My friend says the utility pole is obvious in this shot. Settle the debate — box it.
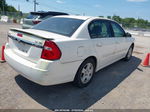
[18,4,20,12]
[33,0,39,12]
[26,0,39,12]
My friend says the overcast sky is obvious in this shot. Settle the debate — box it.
[6,0,150,20]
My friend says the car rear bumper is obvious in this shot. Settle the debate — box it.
[4,43,82,86]
[5,46,50,85]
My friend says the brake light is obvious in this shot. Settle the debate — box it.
[32,20,41,24]
[17,33,23,37]
[41,40,61,60]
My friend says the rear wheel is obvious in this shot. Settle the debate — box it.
[124,45,133,61]
[73,58,96,88]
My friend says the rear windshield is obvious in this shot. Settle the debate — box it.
[26,14,46,19]
[32,17,85,37]
[26,14,39,19]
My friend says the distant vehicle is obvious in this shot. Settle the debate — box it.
[22,11,69,29]
[5,15,134,88]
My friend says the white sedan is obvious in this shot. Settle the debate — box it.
[4,15,135,88]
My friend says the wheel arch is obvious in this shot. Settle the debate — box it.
[74,56,97,80]
[73,56,98,87]
[85,56,97,69]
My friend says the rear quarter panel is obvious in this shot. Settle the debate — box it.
[55,18,98,64]
[55,39,96,64]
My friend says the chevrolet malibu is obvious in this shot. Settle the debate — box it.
[5,15,134,88]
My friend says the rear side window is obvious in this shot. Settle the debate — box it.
[88,20,112,38]
[32,17,85,37]
[111,22,125,37]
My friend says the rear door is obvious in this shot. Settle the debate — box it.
[88,20,116,68]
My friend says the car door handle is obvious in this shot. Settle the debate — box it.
[96,43,102,47]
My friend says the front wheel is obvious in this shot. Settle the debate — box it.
[73,58,96,88]
[124,45,134,61]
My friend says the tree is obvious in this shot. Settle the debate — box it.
[137,18,149,28]
[0,0,17,12]
[122,18,136,28]
[111,15,150,29]
[99,16,104,18]
[0,0,6,12]
[112,15,122,23]
[6,5,17,12]
[0,0,6,7]
[107,16,111,19]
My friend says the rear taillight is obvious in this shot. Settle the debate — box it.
[17,33,23,37]
[41,40,61,60]
[32,20,41,24]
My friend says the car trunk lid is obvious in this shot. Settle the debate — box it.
[8,28,67,63]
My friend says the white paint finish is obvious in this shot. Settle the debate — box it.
[10,28,69,40]
[114,37,130,59]
[5,44,82,85]
[77,46,85,57]
[92,38,116,69]
[5,16,134,86]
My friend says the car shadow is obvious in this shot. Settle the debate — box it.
[15,56,141,110]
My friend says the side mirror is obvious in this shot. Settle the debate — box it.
[125,32,132,37]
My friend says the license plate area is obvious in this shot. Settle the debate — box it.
[14,40,30,53]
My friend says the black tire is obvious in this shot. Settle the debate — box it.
[73,58,96,88]
[124,45,134,61]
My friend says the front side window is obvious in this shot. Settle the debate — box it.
[111,22,125,37]
[88,20,112,38]
[32,17,85,37]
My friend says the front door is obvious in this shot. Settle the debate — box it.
[110,22,130,59]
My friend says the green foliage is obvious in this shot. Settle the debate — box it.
[6,6,17,12]
[122,18,136,28]
[112,15,122,23]
[107,16,111,19]
[110,15,150,29]
[99,16,104,18]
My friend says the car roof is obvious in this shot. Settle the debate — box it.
[53,15,113,21]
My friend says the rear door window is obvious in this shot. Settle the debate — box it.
[88,20,112,38]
